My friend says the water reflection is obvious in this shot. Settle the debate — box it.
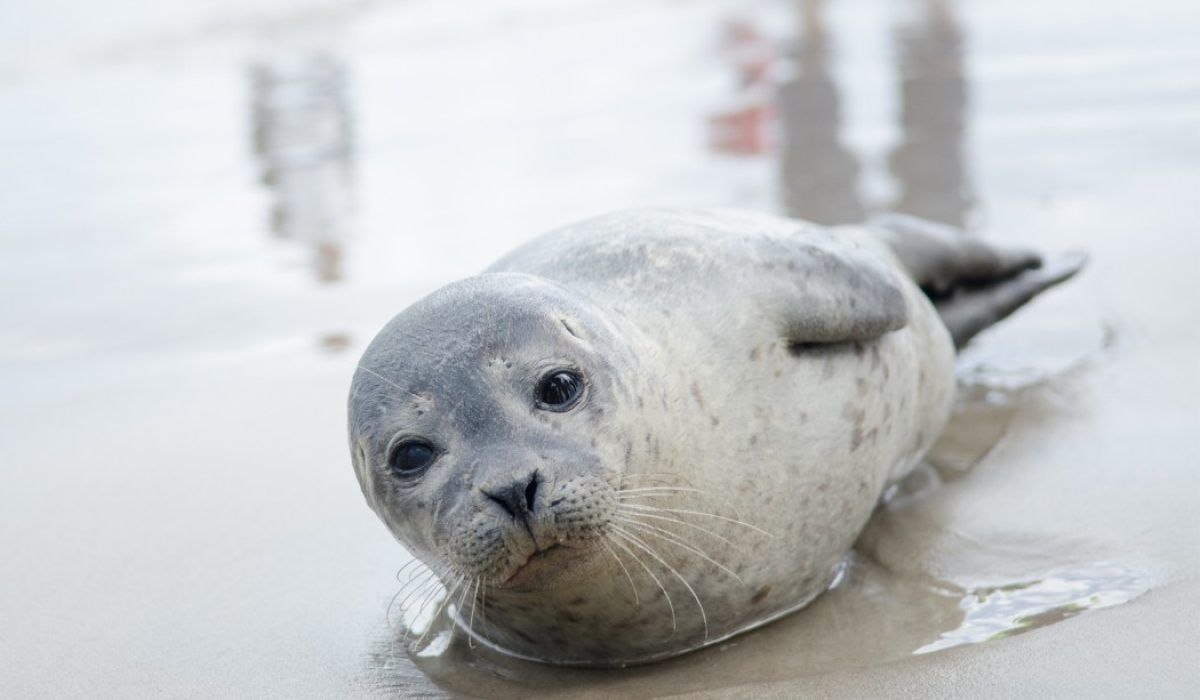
[318,331,353,354]
[778,0,866,224]
[707,19,776,156]
[887,0,974,226]
[710,0,974,228]
[250,51,355,284]
[915,562,1150,654]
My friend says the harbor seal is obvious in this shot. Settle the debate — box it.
[348,209,1083,666]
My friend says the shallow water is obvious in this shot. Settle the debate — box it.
[1,0,1197,698]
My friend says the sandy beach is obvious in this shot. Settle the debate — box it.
[1,0,1197,697]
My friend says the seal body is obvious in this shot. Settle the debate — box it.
[349,210,991,665]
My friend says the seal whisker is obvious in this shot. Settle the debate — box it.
[452,573,474,618]
[616,484,740,511]
[467,578,482,648]
[396,564,448,615]
[387,574,420,626]
[610,526,709,639]
[385,591,404,627]
[403,574,450,640]
[615,509,736,546]
[355,364,422,399]
[600,537,641,606]
[617,486,705,495]
[399,574,443,618]
[615,516,744,583]
[615,475,767,530]
[617,491,716,504]
[388,562,446,626]
[408,570,461,643]
[478,580,490,639]
[620,503,775,538]
[453,576,478,649]
[415,572,465,646]
[616,494,706,504]
[607,532,676,631]
[615,472,701,490]
[398,562,441,596]
[394,558,425,582]
[402,584,444,641]
[617,481,758,521]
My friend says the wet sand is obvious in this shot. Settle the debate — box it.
[1,0,1197,697]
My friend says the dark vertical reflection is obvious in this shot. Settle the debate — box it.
[251,52,355,284]
[888,0,973,226]
[778,0,865,225]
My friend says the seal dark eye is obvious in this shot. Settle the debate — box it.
[536,370,584,410]
[389,440,436,476]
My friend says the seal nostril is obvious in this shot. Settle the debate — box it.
[524,472,539,512]
[483,471,539,519]
[485,490,517,519]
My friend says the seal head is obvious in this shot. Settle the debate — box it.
[349,273,645,592]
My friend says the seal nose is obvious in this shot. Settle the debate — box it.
[483,470,539,519]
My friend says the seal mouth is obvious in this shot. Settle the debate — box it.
[500,544,566,587]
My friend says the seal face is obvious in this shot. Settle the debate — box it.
[348,209,1078,666]
[351,274,641,594]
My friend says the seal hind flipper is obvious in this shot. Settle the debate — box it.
[869,213,1043,295]
[934,251,1088,348]
[868,214,1087,348]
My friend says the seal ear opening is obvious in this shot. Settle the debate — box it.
[559,317,582,340]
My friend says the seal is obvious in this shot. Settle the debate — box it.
[348,209,1083,666]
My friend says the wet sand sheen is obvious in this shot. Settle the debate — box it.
[0,0,1196,697]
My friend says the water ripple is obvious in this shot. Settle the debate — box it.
[915,562,1152,654]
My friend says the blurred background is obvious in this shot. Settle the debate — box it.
[1,0,1197,698]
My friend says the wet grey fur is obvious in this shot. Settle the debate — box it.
[348,209,1084,666]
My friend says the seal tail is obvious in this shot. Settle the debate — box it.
[868,214,1087,349]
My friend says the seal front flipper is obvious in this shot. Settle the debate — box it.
[761,234,911,346]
